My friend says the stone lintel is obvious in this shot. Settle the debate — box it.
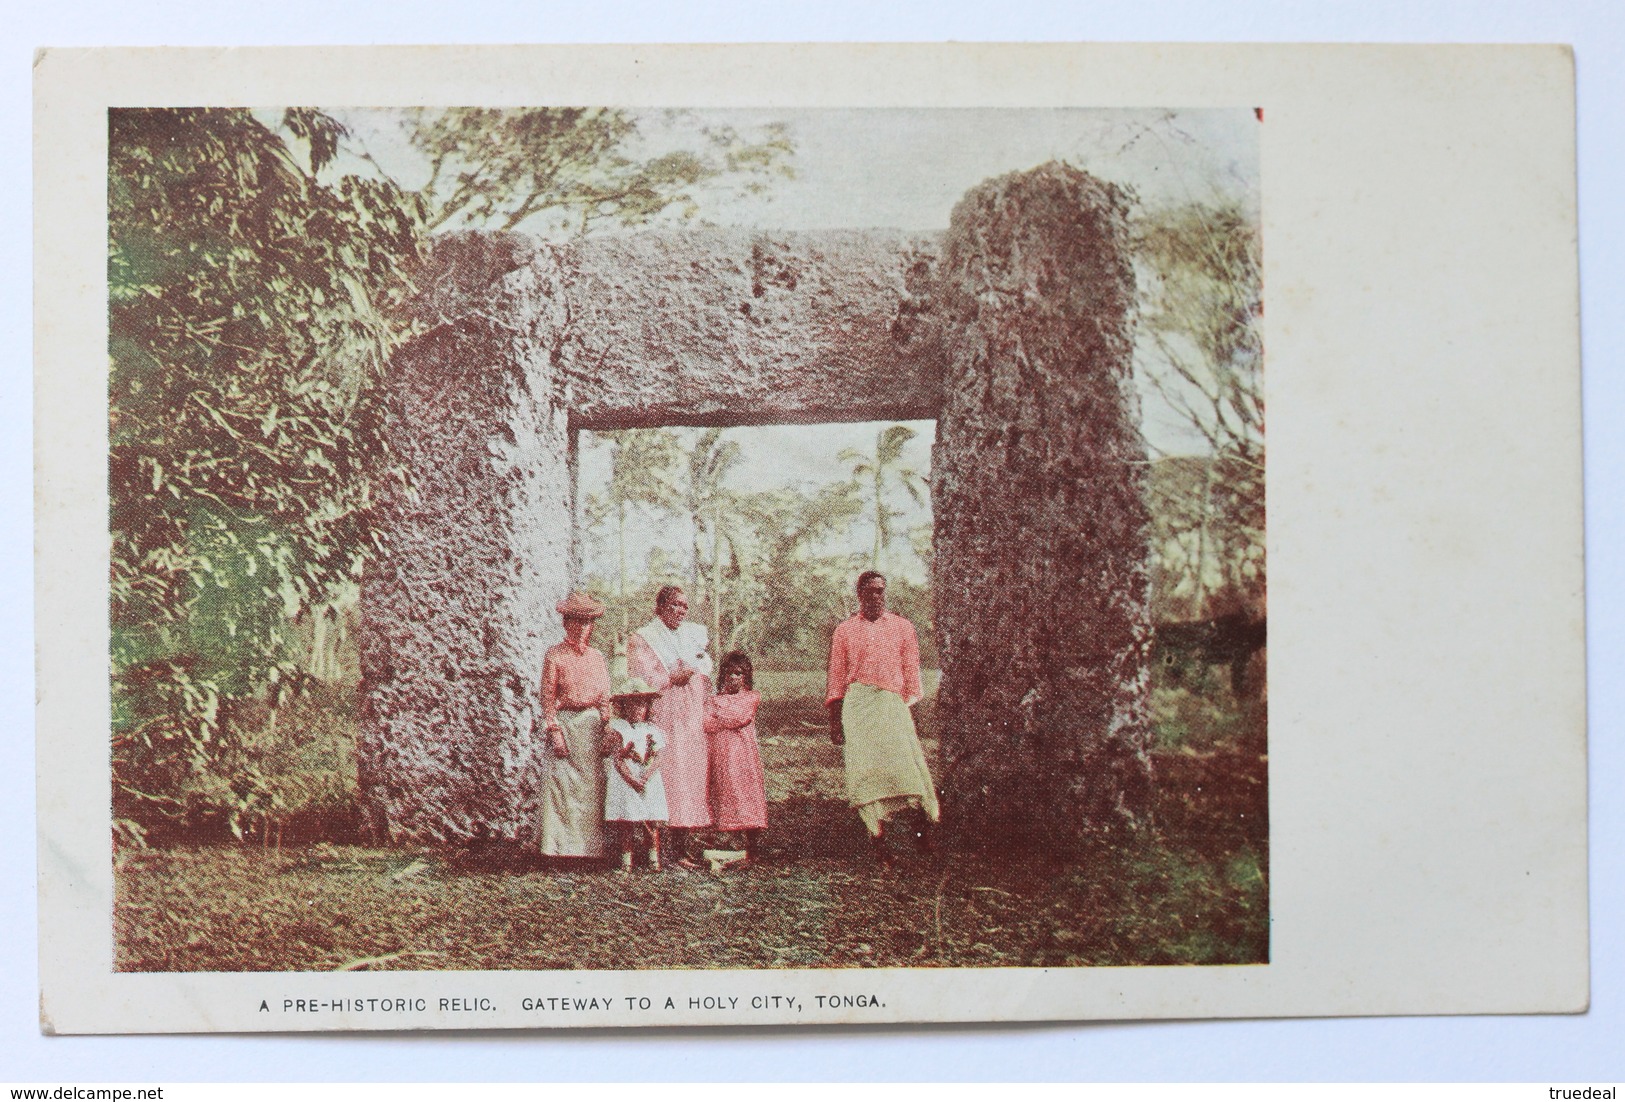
[560,228,946,430]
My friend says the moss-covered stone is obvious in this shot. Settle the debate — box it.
[931,163,1153,845]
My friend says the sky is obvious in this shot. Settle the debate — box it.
[637,107,1259,230]
[332,107,1260,582]
[336,106,1259,232]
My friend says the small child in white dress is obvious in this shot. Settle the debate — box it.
[604,678,668,873]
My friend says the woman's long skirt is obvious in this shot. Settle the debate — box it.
[535,707,607,857]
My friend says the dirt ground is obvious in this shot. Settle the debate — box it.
[114,689,1268,972]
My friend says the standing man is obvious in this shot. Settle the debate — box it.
[628,585,713,868]
[827,570,940,866]
[535,591,613,862]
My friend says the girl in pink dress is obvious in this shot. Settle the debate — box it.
[703,651,768,865]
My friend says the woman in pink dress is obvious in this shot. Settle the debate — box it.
[627,585,712,868]
[703,651,768,865]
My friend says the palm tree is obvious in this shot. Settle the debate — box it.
[706,494,758,648]
[681,428,744,638]
[839,424,929,570]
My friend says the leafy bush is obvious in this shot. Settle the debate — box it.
[108,108,799,843]
[108,108,422,840]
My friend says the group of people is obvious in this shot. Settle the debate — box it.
[533,571,939,872]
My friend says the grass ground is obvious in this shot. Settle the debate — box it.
[113,675,1267,972]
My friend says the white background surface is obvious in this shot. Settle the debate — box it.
[6,0,1622,1083]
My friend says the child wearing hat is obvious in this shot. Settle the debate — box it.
[604,678,669,873]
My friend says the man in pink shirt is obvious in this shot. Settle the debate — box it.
[827,570,940,866]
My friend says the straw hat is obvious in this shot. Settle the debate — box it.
[556,591,606,619]
[610,677,662,702]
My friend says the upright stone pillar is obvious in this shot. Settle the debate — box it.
[357,238,577,842]
[931,163,1153,845]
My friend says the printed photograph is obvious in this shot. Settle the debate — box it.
[108,106,1266,973]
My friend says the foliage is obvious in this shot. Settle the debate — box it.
[109,107,423,837]
[680,428,745,602]
[110,107,797,840]
[1032,842,1268,966]
[577,428,934,668]
[403,108,795,234]
[735,481,866,665]
[1137,200,1265,619]
[1146,454,1265,621]
[1150,681,1259,753]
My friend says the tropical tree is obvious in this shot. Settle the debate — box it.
[742,481,865,666]
[704,500,756,649]
[591,428,683,637]
[108,106,797,840]
[839,424,930,570]
[109,107,423,838]
[400,108,795,235]
[673,428,743,638]
[1136,199,1265,619]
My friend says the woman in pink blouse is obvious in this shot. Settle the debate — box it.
[534,591,613,861]
[703,651,768,865]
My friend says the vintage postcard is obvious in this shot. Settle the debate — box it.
[35,44,1584,1033]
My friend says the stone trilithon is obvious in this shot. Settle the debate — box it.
[357,162,1152,848]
